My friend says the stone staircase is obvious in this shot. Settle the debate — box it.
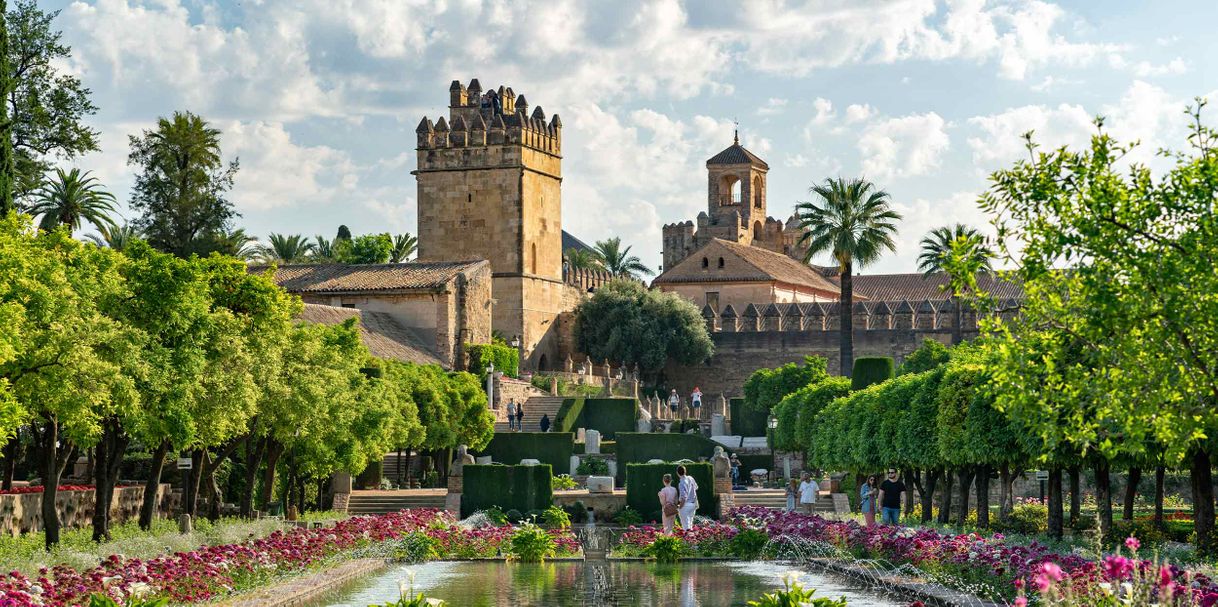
[731,489,836,513]
[493,395,565,434]
[346,490,447,515]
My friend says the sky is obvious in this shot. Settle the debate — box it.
[41,0,1218,274]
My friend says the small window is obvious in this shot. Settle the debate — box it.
[701,257,708,268]
[467,193,472,202]
[717,257,725,268]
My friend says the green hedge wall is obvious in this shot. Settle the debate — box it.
[556,397,637,439]
[461,464,553,517]
[473,432,574,474]
[626,462,717,522]
[467,343,519,380]
[729,397,768,436]
[851,357,894,390]
[615,432,721,483]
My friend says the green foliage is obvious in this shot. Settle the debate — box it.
[508,521,557,562]
[461,464,553,518]
[332,233,393,264]
[390,233,417,263]
[573,279,713,374]
[729,397,767,437]
[592,236,653,278]
[467,342,519,379]
[88,595,168,607]
[28,168,118,232]
[541,505,571,529]
[789,378,852,454]
[644,534,686,563]
[625,462,716,522]
[128,111,239,257]
[615,432,720,481]
[850,357,894,390]
[551,474,578,491]
[556,397,638,438]
[575,458,609,476]
[477,432,573,474]
[728,528,770,559]
[614,506,644,526]
[991,502,1048,536]
[897,339,952,376]
[747,581,847,607]
[391,531,441,563]
[742,356,829,420]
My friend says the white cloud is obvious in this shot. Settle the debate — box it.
[1132,57,1188,77]
[784,153,809,168]
[844,104,876,124]
[966,103,1094,170]
[873,191,995,274]
[222,121,359,212]
[858,112,951,179]
[756,98,788,116]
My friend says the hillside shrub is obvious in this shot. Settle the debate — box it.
[625,462,716,522]
[467,343,519,380]
[851,357,894,390]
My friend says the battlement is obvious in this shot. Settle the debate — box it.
[417,79,562,159]
[562,264,614,293]
[700,298,1022,334]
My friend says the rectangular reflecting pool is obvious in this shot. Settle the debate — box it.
[306,560,908,606]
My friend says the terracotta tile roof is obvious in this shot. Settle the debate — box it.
[653,238,840,294]
[298,304,445,367]
[847,272,1025,302]
[249,261,488,294]
[706,143,769,169]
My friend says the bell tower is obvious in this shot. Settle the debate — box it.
[704,131,770,246]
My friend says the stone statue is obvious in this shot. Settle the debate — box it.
[451,444,475,477]
[712,445,731,479]
[565,354,574,373]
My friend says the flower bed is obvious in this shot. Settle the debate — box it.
[612,506,1218,605]
[0,485,95,495]
[0,509,580,607]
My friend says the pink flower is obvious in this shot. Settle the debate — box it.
[1101,555,1133,581]
[1125,536,1141,552]
[1032,562,1064,592]
[1014,597,1028,607]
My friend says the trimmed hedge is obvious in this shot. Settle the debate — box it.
[461,464,553,517]
[626,462,717,522]
[851,356,894,390]
[467,343,519,380]
[729,397,768,436]
[615,432,721,482]
[474,432,574,474]
[556,397,637,439]
[790,377,853,452]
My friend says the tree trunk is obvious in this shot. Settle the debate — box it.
[260,439,284,510]
[903,468,916,517]
[1094,460,1114,541]
[184,449,204,517]
[240,435,267,518]
[1,430,18,490]
[1153,466,1166,530]
[956,468,975,527]
[1047,467,1064,540]
[205,453,223,521]
[951,296,963,345]
[975,465,990,529]
[1122,466,1141,522]
[36,420,75,550]
[92,418,129,542]
[139,440,169,530]
[998,465,1016,521]
[316,477,327,511]
[920,469,940,523]
[1068,465,1081,528]
[937,470,954,524]
[839,261,854,377]
[1191,447,1216,555]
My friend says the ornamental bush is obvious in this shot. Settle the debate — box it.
[850,356,894,390]
[467,342,519,379]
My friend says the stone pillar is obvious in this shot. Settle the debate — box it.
[711,413,726,436]
[586,430,601,454]
[550,376,559,395]
[721,395,729,419]
[330,472,352,514]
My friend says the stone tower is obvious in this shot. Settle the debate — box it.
[414,78,565,370]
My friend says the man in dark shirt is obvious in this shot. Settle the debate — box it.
[539,414,551,433]
[877,469,905,526]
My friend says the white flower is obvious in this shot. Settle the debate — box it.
[779,570,802,587]
[1099,582,1113,594]
[425,599,445,606]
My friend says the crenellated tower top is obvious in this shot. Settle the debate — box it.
[417,79,562,157]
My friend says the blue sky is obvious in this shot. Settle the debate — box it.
[43,0,1218,273]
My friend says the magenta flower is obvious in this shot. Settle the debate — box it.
[1032,562,1064,592]
[1125,536,1141,552]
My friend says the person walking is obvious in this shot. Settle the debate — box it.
[860,475,879,527]
[877,469,906,526]
[798,472,820,515]
[676,465,699,530]
[785,477,799,512]
[539,413,551,433]
[690,386,702,419]
[658,474,679,533]
[729,453,741,487]
[514,401,525,433]
[668,389,680,417]
[506,398,517,430]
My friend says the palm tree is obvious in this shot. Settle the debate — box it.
[211,228,260,261]
[27,168,119,232]
[564,247,604,271]
[257,233,315,263]
[592,237,653,279]
[86,223,142,252]
[390,233,417,263]
[313,235,335,261]
[796,177,902,377]
[917,223,994,344]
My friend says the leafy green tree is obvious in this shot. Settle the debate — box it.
[85,223,141,252]
[336,233,393,264]
[335,224,351,242]
[565,247,603,271]
[981,106,1218,550]
[743,356,828,429]
[897,339,951,376]
[258,233,315,263]
[26,167,117,232]
[128,111,239,257]
[773,375,850,452]
[917,224,994,344]
[573,279,713,376]
[796,178,901,376]
[390,233,417,263]
[7,1,99,200]
[592,237,653,278]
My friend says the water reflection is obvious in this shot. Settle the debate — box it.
[309,561,906,607]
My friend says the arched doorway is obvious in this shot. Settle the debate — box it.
[537,354,548,372]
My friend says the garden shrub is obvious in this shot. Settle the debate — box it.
[729,528,770,559]
[897,339,952,375]
[615,506,644,526]
[851,357,894,390]
[625,462,717,522]
[551,474,578,491]
[742,357,829,422]
[467,343,519,380]
[542,505,571,528]
[392,531,441,563]
[564,500,588,524]
[615,432,721,482]
[991,502,1048,535]
[644,534,686,563]
[729,397,768,436]
[508,522,557,562]
[790,378,852,453]
[556,397,637,438]
[575,458,610,476]
[474,432,574,474]
[461,464,553,518]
